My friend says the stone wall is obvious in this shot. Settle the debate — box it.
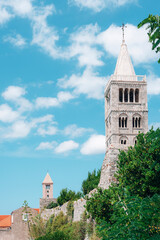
[41,198,86,222]
[40,198,57,209]
[99,147,119,189]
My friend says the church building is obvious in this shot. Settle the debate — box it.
[99,36,148,189]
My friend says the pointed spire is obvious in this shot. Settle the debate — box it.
[114,41,135,76]
[42,173,53,184]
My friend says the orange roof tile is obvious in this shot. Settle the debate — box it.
[0,215,11,228]
[34,208,39,214]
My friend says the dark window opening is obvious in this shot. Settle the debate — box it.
[119,117,121,127]
[124,140,126,145]
[125,118,127,128]
[138,117,141,128]
[119,88,123,102]
[130,89,134,102]
[135,89,139,102]
[124,89,128,102]
[121,140,123,144]
[133,117,134,128]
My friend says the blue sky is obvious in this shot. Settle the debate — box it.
[0,0,160,214]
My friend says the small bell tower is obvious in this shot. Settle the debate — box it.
[42,173,53,199]
[40,173,57,210]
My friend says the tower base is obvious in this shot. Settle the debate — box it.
[99,147,119,189]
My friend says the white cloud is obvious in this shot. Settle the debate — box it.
[0,104,19,123]
[55,140,79,153]
[2,86,33,112]
[81,134,106,155]
[4,34,26,48]
[64,124,93,138]
[1,0,33,16]
[36,141,56,150]
[0,7,12,24]
[2,86,26,100]
[147,73,160,95]
[35,97,59,108]
[69,24,103,67]
[58,67,107,100]
[31,5,60,59]
[31,115,55,126]
[57,91,75,103]
[148,122,160,130]
[37,125,57,136]
[97,24,158,64]
[4,120,31,139]
[35,91,74,109]
[69,0,137,12]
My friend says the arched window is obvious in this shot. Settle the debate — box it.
[119,88,123,102]
[133,137,137,145]
[119,115,128,128]
[130,89,134,102]
[135,89,139,102]
[133,115,141,128]
[124,88,128,102]
[120,136,128,145]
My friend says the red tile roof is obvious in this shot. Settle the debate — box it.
[34,208,39,214]
[0,215,11,228]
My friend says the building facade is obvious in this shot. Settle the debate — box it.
[99,39,148,189]
[0,207,39,240]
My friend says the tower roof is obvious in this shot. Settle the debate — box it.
[114,41,135,76]
[42,173,53,184]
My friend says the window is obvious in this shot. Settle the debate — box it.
[119,117,121,128]
[120,137,127,145]
[46,185,50,189]
[22,213,28,222]
[130,89,134,102]
[47,195,49,198]
[133,116,141,128]
[135,89,139,102]
[119,88,123,102]
[119,116,127,128]
[124,88,128,102]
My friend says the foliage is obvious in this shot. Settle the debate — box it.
[46,202,58,209]
[86,129,160,239]
[82,169,101,195]
[35,231,70,240]
[138,14,160,63]
[97,194,160,240]
[57,188,82,206]
[29,215,47,239]
[86,187,119,222]
[66,201,74,221]
[116,128,160,198]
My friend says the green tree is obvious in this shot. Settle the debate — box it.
[46,202,58,209]
[57,188,82,206]
[35,231,70,240]
[82,169,101,195]
[98,194,160,240]
[138,14,160,63]
[116,128,160,198]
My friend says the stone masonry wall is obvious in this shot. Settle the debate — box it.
[41,198,86,222]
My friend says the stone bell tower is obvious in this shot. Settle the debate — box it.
[40,173,57,209]
[99,37,148,189]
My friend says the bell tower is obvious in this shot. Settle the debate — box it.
[99,37,148,189]
[40,173,57,210]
